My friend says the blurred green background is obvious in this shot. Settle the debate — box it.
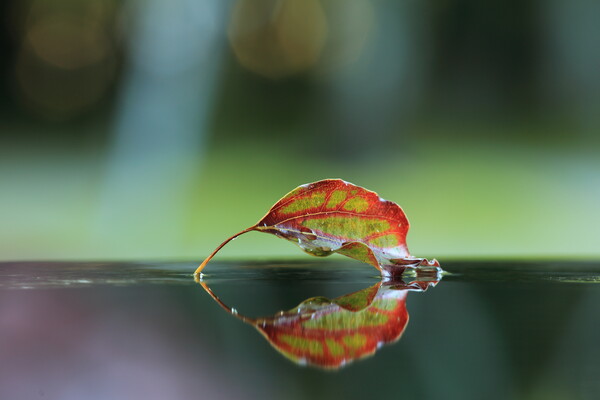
[1,0,599,261]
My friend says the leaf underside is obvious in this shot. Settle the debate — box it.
[195,179,439,276]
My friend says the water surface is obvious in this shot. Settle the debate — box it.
[1,260,599,400]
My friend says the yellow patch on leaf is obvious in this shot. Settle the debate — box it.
[326,190,347,209]
[280,192,326,215]
[343,196,369,212]
[369,234,399,248]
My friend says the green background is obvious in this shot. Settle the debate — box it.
[1,0,598,261]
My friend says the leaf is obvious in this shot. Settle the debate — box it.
[195,179,439,277]
[256,283,409,369]
[198,277,439,369]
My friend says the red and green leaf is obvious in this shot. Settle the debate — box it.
[255,283,409,369]
[198,278,439,369]
[195,179,439,277]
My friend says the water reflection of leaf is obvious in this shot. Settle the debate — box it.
[198,275,440,369]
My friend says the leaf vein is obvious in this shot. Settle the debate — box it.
[268,210,405,228]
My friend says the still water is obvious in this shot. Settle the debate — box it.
[1,260,599,400]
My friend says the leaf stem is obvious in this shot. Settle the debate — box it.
[193,226,256,276]
[196,280,255,324]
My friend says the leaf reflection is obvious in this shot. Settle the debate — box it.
[197,274,440,369]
